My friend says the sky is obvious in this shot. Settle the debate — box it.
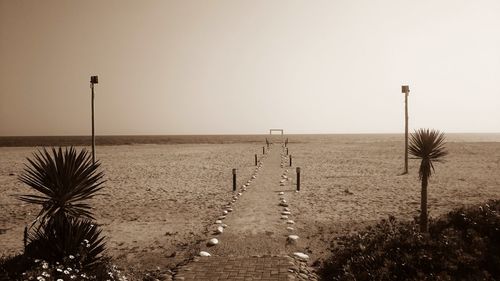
[1,0,499,136]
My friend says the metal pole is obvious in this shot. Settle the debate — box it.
[289,155,292,167]
[91,83,95,163]
[404,92,408,174]
[255,154,258,166]
[263,146,265,155]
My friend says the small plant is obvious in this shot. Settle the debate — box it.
[2,147,114,279]
[26,218,106,269]
[408,129,448,232]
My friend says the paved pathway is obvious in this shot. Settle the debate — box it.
[172,144,319,280]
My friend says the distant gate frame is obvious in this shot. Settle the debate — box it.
[269,129,284,135]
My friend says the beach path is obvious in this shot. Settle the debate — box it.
[173,144,316,280]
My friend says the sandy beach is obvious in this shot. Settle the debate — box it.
[1,134,499,277]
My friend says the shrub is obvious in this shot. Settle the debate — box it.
[320,200,500,280]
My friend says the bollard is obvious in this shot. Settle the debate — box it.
[255,154,258,166]
[289,155,292,166]
[263,146,265,155]
[296,167,301,191]
[232,169,237,192]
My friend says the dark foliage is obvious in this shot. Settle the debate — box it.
[18,147,105,224]
[0,254,34,280]
[320,200,500,281]
[26,218,106,269]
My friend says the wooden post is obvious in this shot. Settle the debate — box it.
[262,146,265,155]
[402,85,410,174]
[254,154,258,166]
[286,148,288,155]
[289,155,292,166]
[232,169,237,192]
[296,167,301,191]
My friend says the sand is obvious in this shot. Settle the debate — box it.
[1,134,499,277]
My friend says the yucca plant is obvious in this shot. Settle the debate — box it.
[408,129,448,232]
[18,147,108,269]
[19,147,105,225]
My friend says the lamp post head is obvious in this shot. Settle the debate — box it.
[90,75,99,84]
[402,85,410,94]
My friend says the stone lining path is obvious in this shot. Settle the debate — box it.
[173,144,319,280]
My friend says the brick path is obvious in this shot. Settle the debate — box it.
[174,256,294,281]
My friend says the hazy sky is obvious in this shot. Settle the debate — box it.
[1,0,499,136]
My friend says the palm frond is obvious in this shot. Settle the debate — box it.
[408,128,448,179]
[18,147,106,224]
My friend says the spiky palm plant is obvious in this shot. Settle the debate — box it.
[19,147,105,225]
[18,147,108,269]
[408,129,448,232]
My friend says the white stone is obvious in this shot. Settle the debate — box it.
[288,235,299,241]
[284,207,290,211]
[286,220,295,224]
[226,208,233,212]
[238,192,242,196]
[293,252,309,260]
[199,251,211,257]
[286,227,294,231]
[280,183,285,186]
[281,215,289,219]
[215,220,222,224]
[280,179,286,183]
[279,202,289,207]
[207,238,219,246]
[215,226,224,234]
[281,199,287,204]
[221,223,228,228]
[282,211,291,215]
[223,210,228,215]
[278,192,284,195]
[251,175,256,179]
[218,216,226,220]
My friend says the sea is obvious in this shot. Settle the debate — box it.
[1,133,499,147]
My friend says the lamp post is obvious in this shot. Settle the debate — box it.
[90,75,98,163]
[402,85,410,174]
